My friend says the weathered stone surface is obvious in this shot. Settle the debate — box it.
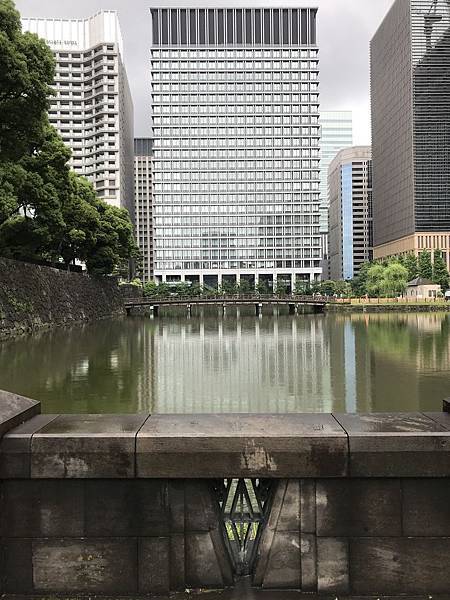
[32,539,138,593]
[317,538,349,594]
[185,480,219,531]
[0,390,40,439]
[402,479,450,536]
[185,532,234,588]
[425,411,450,430]
[334,413,450,476]
[31,414,149,478]
[254,480,302,589]
[84,479,169,536]
[300,533,317,592]
[2,539,33,593]
[0,480,84,538]
[300,480,316,534]
[316,480,402,537]
[350,538,450,595]
[0,414,58,478]
[0,257,124,340]
[137,414,348,478]
[138,537,170,593]
[169,533,186,591]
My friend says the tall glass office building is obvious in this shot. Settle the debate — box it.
[371,0,450,269]
[150,7,321,290]
[318,111,353,265]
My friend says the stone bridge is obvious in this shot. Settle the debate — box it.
[0,390,449,598]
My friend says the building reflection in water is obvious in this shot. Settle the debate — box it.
[0,309,447,414]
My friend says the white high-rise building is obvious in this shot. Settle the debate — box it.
[150,6,321,291]
[22,12,135,221]
[319,111,353,265]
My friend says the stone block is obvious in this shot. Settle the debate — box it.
[276,479,301,531]
[185,480,219,532]
[138,537,170,594]
[32,538,138,594]
[316,479,402,537]
[317,538,349,594]
[0,390,40,438]
[2,539,33,593]
[425,411,450,430]
[84,479,169,536]
[0,480,84,537]
[300,533,317,592]
[0,415,58,478]
[31,414,149,478]
[350,537,450,595]
[300,480,316,534]
[260,531,301,589]
[185,532,233,588]
[334,412,450,476]
[137,414,348,478]
[402,479,450,536]
[169,533,186,590]
[168,480,185,532]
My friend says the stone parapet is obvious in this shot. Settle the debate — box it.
[1,395,450,596]
[1,410,450,479]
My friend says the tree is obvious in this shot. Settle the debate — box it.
[0,0,138,276]
[86,203,139,276]
[0,0,55,161]
[351,261,371,296]
[433,251,449,291]
[366,264,385,297]
[418,250,433,280]
[403,253,419,281]
[382,262,408,297]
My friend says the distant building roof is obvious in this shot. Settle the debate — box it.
[407,278,435,287]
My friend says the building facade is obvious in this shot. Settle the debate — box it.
[318,111,353,266]
[150,7,321,291]
[134,138,154,282]
[328,146,373,281]
[22,12,135,221]
[371,0,450,269]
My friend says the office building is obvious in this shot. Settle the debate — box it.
[134,138,154,282]
[371,0,450,269]
[328,146,373,280]
[150,7,321,291]
[319,111,353,266]
[22,12,135,220]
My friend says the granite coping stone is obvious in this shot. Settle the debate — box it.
[30,414,150,478]
[2,410,450,479]
[0,414,59,478]
[333,413,450,477]
[136,414,349,478]
[0,390,41,438]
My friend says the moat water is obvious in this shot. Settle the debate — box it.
[1,309,449,414]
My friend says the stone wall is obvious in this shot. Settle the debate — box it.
[1,398,450,597]
[0,258,124,339]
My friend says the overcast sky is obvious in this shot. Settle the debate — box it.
[16,0,394,144]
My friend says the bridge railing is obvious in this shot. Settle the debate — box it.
[127,294,350,304]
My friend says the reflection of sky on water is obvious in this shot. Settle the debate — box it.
[0,311,448,414]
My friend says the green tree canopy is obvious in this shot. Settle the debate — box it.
[418,250,433,280]
[0,0,55,161]
[432,251,449,291]
[0,0,139,276]
[382,262,408,296]
[403,253,419,281]
[366,263,385,297]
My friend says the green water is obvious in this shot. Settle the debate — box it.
[0,309,449,414]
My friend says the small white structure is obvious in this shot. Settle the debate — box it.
[406,278,441,299]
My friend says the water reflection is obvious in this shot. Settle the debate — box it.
[0,310,448,414]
